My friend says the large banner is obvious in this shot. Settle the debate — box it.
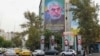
[44,0,65,32]
[63,32,74,46]
[77,35,82,51]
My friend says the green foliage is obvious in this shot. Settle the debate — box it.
[44,29,52,49]
[26,26,40,51]
[71,0,100,47]
[53,32,62,51]
[0,36,4,47]
[2,40,12,48]
[44,29,62,50]
[0,36,13,47]
[21,11,42,51]
[11,36,22,47]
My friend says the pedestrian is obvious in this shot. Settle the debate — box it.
[83,50,85,56]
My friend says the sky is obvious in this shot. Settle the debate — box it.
[0,0,40,32]
[0,0,100,32]
[94,0,100,24]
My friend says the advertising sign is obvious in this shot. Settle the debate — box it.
[77,35,82,51]
[64,39,69,46]
[40,35,45,50]
[44,0,65,32]
[63,32,74,46]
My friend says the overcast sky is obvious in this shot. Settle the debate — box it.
[0,0,40,32]
[0,0,99,32]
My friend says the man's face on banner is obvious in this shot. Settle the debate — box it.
[78,39,82,45]
[48,3,62,20]
[64,39,69,46]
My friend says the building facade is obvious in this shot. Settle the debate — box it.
[0,29,16,40]
[39,0,79,51]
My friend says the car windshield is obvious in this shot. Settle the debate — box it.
[34,50,43,52]
[48,50,58,52]
[66,49,73,52]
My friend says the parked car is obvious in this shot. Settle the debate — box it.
[3,49,17,56]
[60,49,77,56]
[0,50,3,54]
[0,48,5,54]
[32,49,45,56]
[19,49,32,56]
[45,49,59,55]
[14,48,21,55]
[0,48,3,54]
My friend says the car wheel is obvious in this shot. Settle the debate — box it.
[54,53,57,55]
[42,55,45,56]
[62,53,65,56]
[31,54,33,56]
[72,53,75,56]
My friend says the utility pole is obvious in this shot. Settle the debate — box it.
[63,0,71,51]
[66,0,71,31]
[40,0,45,51]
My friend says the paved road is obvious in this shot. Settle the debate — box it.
[88,53,100,56]
[77,53,100,56]
[0,54,3,56]
[0,53,100,56]
[45,53,100,56]
[45,55,59,56]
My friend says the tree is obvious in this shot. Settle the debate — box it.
[2,40,13,48]
[21,11,42,51]
[0,36,13,47]
[53,32,62,51]
[44,29,52,50]
[25,26,40,51]
[0,36,4,47]
[21,11,42,29]
[70,0,100,52]
[12,36,22,47]
[44,29,62,51]
[71,28,80,35]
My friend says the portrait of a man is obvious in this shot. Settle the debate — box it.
[64,39,69,46]
[45,0,64,24]
[44,0,65,32]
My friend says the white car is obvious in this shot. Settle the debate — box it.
[32,49,45,56]
[4,49,17,56]
[60,49,77,56]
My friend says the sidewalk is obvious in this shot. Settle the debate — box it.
[77,53,100,56]
[87,53,100,56]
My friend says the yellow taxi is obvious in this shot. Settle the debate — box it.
[19,49,32,56]
[15,48,21,54]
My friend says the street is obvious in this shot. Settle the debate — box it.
[77,53,100,56]
[88,53,100,56]
[44,53,100,56]
[0,54,3,56]
[0,53,100,56]
[37,53,100,56]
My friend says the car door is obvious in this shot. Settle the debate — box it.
[67,49,73,55]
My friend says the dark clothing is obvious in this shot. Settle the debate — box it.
[45,15,64,24]
[44,12,65,32]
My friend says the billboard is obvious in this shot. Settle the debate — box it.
[44,0,65,32]
[63,32,74,46]
[77,35,82,51]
